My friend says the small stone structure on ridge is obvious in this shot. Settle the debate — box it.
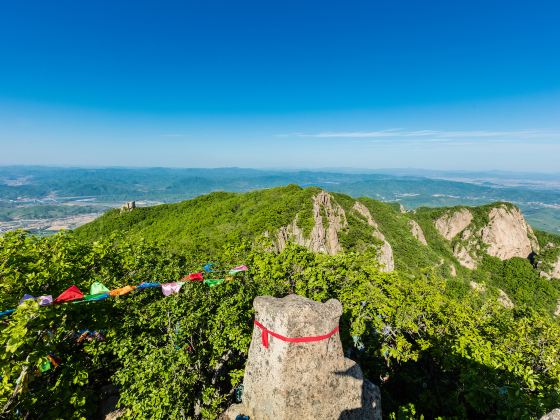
[222,294,381,419]
[120,201,136,212]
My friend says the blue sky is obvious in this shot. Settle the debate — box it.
[1,0,559,171]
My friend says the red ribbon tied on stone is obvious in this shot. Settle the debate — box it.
[253,319,339,349]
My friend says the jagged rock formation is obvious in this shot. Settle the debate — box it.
[498,289,514,309]
[540,408,560,419]
[434,209,473,240]
[408,220,427,245]
[435,205,539,270]
[276,218,306,251]
[481,205,539,260]
[222,295,381,420]
[453,242,478,270]
[276,191,347,255]
[539,245,560,279]
[275,192,394,272]
[352,202,395,272]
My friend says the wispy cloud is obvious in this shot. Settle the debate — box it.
[160,133,188,138]
[284,128,558,140]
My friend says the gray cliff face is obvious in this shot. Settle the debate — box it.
[276,191,346,256]
[222,295,381,420]
[409,219,428,245]
[481,206,539,260]
[434,205,539,269]
[352,202,395,272]
[435,209,473,241]
[275,191,394,272]
[275,192,544,276]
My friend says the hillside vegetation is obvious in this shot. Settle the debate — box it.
[77,185,560,316]
[1,185,560,419]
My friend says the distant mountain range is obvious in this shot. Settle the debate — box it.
[1,166,559,233]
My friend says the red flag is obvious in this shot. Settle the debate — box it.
[53,286,84,304]
[184,272,204,281]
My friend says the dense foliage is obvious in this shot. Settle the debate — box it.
[1,231,559,419]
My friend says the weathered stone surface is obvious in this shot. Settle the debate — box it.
[435,209,473,240]
[309,191,347,255]
[469,281,487,293]
[481,206,539,260]
[223,295,381,420]
[454,243,478,269]
[449,264,457,277]
[550,255,560,279]
[276,217,306,251]
[409,220,428,245]
[352,202,394,272]
[541,408,560,419]
[275,191,347,256]
[498,289,514,309]
[540,254,560,280]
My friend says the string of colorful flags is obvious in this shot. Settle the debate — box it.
[0,264,248,319]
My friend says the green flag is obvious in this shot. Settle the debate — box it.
[203,279,225,287]
[90,282,110,295]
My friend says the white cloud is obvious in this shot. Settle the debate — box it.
[285,128,558,140]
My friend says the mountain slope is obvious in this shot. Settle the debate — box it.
[75,185,558,273]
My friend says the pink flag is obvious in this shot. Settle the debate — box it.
[161,282,183,296]
[232,265,248,271]
[38,295,53,306]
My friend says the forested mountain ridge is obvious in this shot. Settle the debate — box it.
[77,185,560,316]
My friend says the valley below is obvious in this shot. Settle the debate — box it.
[2,166,560,235]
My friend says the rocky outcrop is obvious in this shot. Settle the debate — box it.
[540,408,560,419]
[481,205,539,260]
[309,191,348,255]
[276,218,306,251]
[352,202,395,272]
[449,264,457,277]
[453,242,478,269]
[539,245,560,279]
[275,194,395,272]
[541,256,560,279]
[223,295,381,420]
[436,205,539,270]
[408,220,427,245]
[435,209,473,240]
[498,289,514,309]
[470,282,514,309]
[276,191,347,256]
[469,281,486,293]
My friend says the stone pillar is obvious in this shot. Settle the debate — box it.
[223,294,381,420]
